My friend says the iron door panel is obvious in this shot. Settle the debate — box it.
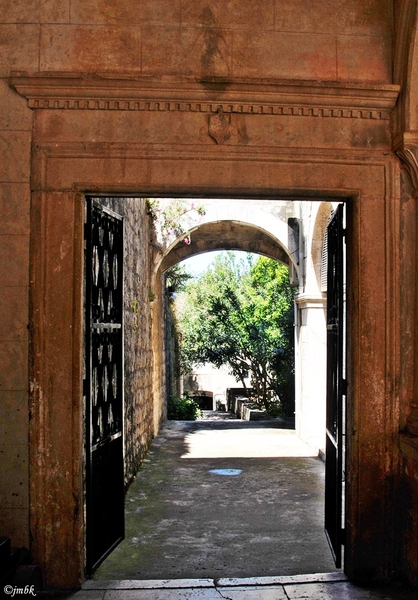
[324,203,345,568]
[85,199,125,574]
[91,437,124,569]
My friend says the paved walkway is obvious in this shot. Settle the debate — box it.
[72,573,417,599]
[95,414,336,580]
[70,414,417,599]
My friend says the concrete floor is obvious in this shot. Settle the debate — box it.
[73,574,418,599]
[70,413,417,599]
[95,414,337,581]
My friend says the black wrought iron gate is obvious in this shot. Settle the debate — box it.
[325,203,346,568]
[85,199,125,575]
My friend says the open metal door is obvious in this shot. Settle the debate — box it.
[325,203,346,568]
[85,199,125,575]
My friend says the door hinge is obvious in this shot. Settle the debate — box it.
[341,528,346,545]
[342,379,348,395]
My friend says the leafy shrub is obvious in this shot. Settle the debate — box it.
[266,400,284,418]
[168,394,201,421]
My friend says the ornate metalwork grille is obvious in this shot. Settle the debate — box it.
[85,199,125,575]
[324,203,346,568]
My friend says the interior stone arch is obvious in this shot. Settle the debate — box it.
[311,201,337,293]
[159,219,291,272]
[153,199,299,276]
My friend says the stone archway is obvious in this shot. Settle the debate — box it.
[157,198,331,453]
[10,73,401,589]
[157,199,296,272]
[160,219,290,270]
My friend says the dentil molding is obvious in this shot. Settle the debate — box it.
[9,72,399,121]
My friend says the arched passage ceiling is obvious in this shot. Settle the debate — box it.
[160,220,290,272]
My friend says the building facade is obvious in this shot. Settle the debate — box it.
[1,0,418,591]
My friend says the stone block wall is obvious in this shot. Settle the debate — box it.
[0,58,33,550]
[0,0,391,83]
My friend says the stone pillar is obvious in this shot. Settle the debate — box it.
[397,141,418,436]
[29,191,85,589]
[295,294,327,452]
[394,138,418,587]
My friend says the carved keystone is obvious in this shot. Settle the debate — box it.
[208,107,231,144]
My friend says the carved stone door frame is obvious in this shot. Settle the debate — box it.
[10,74,401,589]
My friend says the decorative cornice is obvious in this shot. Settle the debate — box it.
[295,294,326,309]
[9,72,400,120]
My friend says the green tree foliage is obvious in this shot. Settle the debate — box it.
[177,253,295,416]
[164,264,193,294]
